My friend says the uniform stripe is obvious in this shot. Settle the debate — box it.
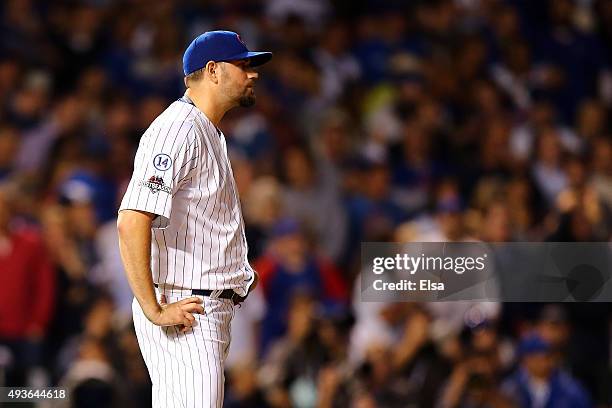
[201,300,213,406]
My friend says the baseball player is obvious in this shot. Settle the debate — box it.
[117,30,272,407]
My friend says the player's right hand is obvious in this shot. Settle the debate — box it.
[150,295,204,333]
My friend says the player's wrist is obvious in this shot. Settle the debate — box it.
[142,302,164,324]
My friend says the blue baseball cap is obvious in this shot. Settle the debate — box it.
[271,218,301,238]
[518,334,552,357]
[183,30,272,75]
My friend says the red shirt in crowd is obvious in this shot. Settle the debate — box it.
[0,228,55,340]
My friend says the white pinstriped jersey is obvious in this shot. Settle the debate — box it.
[119,95,255,296]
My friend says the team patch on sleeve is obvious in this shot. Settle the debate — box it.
[137,176,172,194]
[153,153,172,171]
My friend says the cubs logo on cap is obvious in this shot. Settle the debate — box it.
[236,33,246,47]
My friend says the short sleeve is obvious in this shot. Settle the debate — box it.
[119,121,199,229]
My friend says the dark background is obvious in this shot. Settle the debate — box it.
[0,0,611,407]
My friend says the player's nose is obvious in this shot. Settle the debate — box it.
[247,71,259,80]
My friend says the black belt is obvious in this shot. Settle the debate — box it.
[154,284,243,302]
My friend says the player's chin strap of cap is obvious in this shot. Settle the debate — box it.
[154,284,246,305]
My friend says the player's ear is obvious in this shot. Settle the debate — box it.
[206,61,218,84]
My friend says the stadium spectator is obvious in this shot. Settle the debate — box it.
[255,218,348,352]
[501,333,592,408]
[0,183,55,386]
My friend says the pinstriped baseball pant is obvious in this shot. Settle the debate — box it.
[132,289,235,408]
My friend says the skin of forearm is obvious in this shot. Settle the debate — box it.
[393,318,428,370]
[117,210,160,320]
[439,368,469,408]
[392,338,423,371]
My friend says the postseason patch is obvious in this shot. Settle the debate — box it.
[153,153,172,171]
[138,176,172,195]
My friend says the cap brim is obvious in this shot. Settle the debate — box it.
[224,51,273,67]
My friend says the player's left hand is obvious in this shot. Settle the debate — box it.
[157,294,204,333]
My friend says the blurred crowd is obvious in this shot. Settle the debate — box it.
[0,0,611,407]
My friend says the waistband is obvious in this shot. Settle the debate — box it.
[154,283,244,302]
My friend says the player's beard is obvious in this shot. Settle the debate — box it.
[238,87,256,107]
[239,95,255,107]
